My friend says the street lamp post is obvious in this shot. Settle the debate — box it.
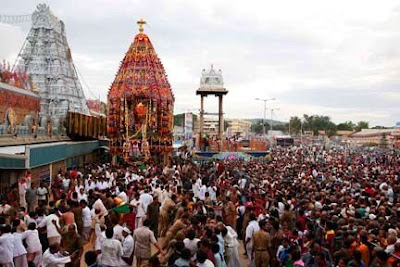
[255,98,275,136]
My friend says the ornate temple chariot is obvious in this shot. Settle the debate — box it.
[107,20,174,164]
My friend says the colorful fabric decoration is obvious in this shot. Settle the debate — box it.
[107,21,174,164]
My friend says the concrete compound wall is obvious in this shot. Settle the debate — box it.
[0,140,102,192]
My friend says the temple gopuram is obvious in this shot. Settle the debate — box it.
[16,4,90,126]
[107,20,174,165]
[0,5,106,189]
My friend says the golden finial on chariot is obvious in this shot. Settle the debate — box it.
[137,18,147,33]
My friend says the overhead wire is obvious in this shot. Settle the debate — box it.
[74,63,99,100]
[0,14,31,24]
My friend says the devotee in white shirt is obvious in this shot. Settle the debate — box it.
[130,194,145,229]
[199,184,207,200]
[93,197,109,216]
[102,179,110,190]
[42,243,76,267]
[37,210,62,245]
[12,224,28,267]
[153,184,163,202]
[120,227,134,267]
[85,179,96,192]
[257,209,269,222]
[117,189,128,203]
[101,228,123,267]
[183,229,200,257]
[97,179,108,190]
[81,200,92,241]
[37,183,48,204]
[245,214,260,267]
[62,177,70,192]
[113,222,124,242]
[196,250,215,267]
[0,225,15,267]
[77,187,88,202]
[207,185,217,201]
[139,189,153,213]
[18,179,28,209]
[239,176,247,189]
[21,222,42,266]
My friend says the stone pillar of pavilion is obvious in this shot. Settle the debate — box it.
[196,65,228,149]
[200,95,204,141]
[218,94,224,140]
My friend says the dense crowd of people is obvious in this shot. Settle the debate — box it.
[0,145,400,267]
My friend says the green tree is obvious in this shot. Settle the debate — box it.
[355,121,369,132]
[337,121,355,131]
[174,114,184,126]
[302,114,314,132]
[251,121,264,134]
[302,114,337,136]
[325,121,337,137]
[274,123,289,133]
[289,116,302,135]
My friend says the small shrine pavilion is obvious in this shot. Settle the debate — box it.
[107,19,174,164]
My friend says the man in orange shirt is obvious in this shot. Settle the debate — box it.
[357,234,370,267]
[388,243,400,266]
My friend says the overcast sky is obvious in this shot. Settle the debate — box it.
[1,0,400,126]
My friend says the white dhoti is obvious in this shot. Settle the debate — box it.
[14,254,28,267]
[225,246,241,267]
[19,194,27,209]
[246,242,255,267]
[135,217,143,229]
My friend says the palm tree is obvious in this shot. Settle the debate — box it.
[289,116,302,135]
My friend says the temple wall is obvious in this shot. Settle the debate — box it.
[0,82,40,125]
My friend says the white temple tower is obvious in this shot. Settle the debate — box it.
[16,4,89,126]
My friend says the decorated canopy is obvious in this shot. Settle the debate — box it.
[107,19,174,164]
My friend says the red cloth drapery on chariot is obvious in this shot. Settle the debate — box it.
[107,21,174,164]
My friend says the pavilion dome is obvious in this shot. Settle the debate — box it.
[199,64,225,91]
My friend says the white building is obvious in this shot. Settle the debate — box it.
[227,119,252,138]
[184,113,193,140]
[203,118,220,137]
[173,126,185,141]
[16,4,89,127]
[348,128,400,148]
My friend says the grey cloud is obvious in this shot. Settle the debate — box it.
[1,0,400,126]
